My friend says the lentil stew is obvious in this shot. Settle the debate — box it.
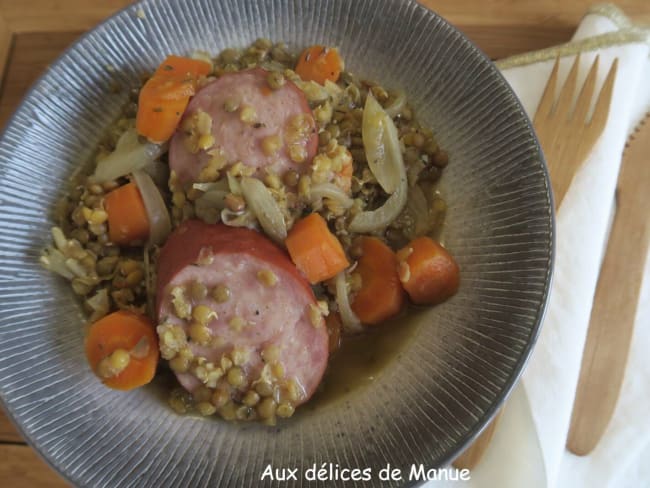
[40,39,459,426]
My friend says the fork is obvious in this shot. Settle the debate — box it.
[453,54,618,470]
[534,54,618,209]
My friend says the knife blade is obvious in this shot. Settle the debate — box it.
[566,113,650,455]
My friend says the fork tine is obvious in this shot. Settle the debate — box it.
[572,55,599,124]
[534,57,560,124]
[589,58,618,131]
[555,54,581,118]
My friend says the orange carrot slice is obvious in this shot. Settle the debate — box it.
[398,237,460,305]
[105,182,150,245]
[85,310,159,391]
[351,236,405,325]
[136,55,211,143]
[295,45,343,85]
[285,213,349,284]
[154,55,212,78]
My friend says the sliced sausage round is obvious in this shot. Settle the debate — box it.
[169,68,318,186]
[156,220,328,419]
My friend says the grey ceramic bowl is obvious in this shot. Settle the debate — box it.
[0,0,553,486]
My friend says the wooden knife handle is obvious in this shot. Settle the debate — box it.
[567,121,650,455]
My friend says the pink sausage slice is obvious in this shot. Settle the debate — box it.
[169,68,318,185]
[156,220,328,417]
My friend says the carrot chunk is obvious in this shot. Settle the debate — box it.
[154,55,212,78]
[351,237,405,325]
[85,310,159,391]
[105,182,150,245]
[295,45,343,85]
[136,55,211,143]
[285,213,349,284]
[399,237,460,305]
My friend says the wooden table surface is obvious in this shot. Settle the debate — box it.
[0,0,648,485]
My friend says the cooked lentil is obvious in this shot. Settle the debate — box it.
[257,268,278,287]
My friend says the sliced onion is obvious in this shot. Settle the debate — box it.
[227,172,242,195]
[86,288,109,322]
[142,159,170,188]
[362,93,403,193]
[195,190,229,224]
[93,128,167,183]
[310,183,354,210]
[132,170,171,245]
[335,271,363,334]
[349,183,407,233]
[240,177,287,244]
[196,190,228,209]
[193,179,229,193]
[384,90,406,118]
[406,159,425,187]
[115,127,139,151]
[350,103,408,233]
[196,206,221,224]
[221,208,256,228]
[39,247,74,279]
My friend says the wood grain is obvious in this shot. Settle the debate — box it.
[0,0,647,33]
[0,13,12,84]
[567,116,650,455]
[0,31,83,127]
[0,408,22,444]
[535,55,618,209]
[0,444,70,487]
[0,0,132,33]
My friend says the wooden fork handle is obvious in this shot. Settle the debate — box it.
[567,118,650,455]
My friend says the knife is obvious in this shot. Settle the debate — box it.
[566,114,650,455]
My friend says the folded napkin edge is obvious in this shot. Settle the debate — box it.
[496,29,649,71]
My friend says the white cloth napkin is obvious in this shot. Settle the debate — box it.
[430,4,650,487]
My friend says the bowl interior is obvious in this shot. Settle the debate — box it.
[0,0,552,486]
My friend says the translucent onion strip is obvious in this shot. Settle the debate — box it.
[227,172,242,195]
[350,99,408,233]
[195,190,229,224]
[142,160,170,188]
[362,93,401,193]
[349,181,407,234]
[132,170,171,245]
[86,288,110,322]
[240,177,287,243]
[310,183,354,209]
[384,90,406,118]
[221,208,256,228]
[193,180,229,193]
[335,271,363,334]
[92,128,166,183]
